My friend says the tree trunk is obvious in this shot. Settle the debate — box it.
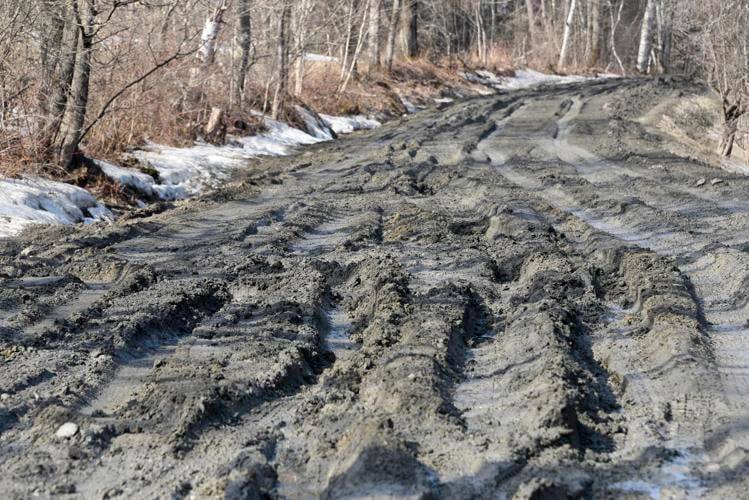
[204,107,227,144]
[385,0,401,72]
[348,0,361,78]
[608,0,626,75]
[656,0,673,74]
[404,0,418,58]
[189,0,230,105]
[272,2,291,120]
[636,0,656,73]
[340,0,360,82]
[368,0,381,70]
[558,0,577,69]
[587,0,601,67]
[232,0,252,109]
[43,0,78,149]
[37,0,66,114]
[525,0,535,44]
[197,1,230,67]
[57,0,95,170]
[720,97,746,157]
[339,4,369,93]
[293,0,311,96]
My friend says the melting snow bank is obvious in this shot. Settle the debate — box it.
[0,177,113,238]
[109,114,381,200]
[0,113,380,238]
[321,114,381,135]
[95,160,182,200]
[126,119,323,198]
[463,68,614,91]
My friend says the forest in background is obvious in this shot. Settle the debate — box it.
[0,0,747,177]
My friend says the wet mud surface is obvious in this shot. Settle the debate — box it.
[1,78,748,498]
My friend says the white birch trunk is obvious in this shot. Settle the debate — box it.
[198,20,221,66]
[558,0,577,69]
[636,0,657,73]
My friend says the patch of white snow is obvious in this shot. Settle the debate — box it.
[129,142,248,199]
[498,69,589,90]
[130,112,381,199]
[320,114,381,135]
[0,176,114,238]
[304,53,339,63]
[463,68,615,92]
[95,160,182,200]
[130,118,324,198]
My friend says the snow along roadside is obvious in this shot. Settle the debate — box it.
[462,68,618,92]
[122,114,380,200]
[0,114,380,238]
[0,177,114,239]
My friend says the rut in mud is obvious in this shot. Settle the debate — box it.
[1,78,748,498]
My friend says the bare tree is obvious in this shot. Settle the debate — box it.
[655,0,673,74]
[340,0,362,82]
[37,0,66,114]
[637,0,657,73]
[340,0,369,92]
[232,0,252,109]
[43,0,78,151]
[402,0,418,58]
[385,0,402,72]
[558,0,577,69]
[720,96,746,157]
[57,0,96,169]
[688,0,749,157]
[608,0,626,75]
[197,1,230,67]
[191,0,231,144]
[292,0,315,96]
[368,0,382,70]
[587,0,601,67]
[272,1,291,120]
[525,0,535,45]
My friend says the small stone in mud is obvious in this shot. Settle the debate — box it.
[711,178,724,186]
[55,422,79,439]
[695,178,706,187]
[0,393,9,402]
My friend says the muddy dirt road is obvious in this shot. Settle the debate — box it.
[2,78,748,498]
